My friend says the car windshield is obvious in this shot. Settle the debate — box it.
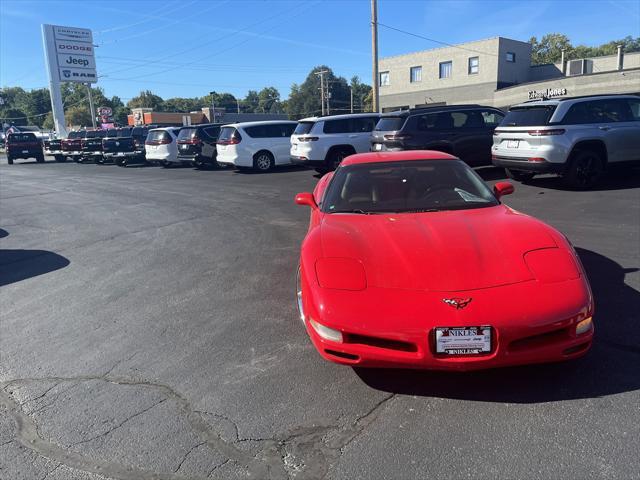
[106,129,118,137]
[177,128,197,140]
[294,122,314,135]
[375,116,405,131]
[217,127,236,142]
[147,130,169,142]
[9,133,36,142]
[117,128,132,137]
[501,106,556,126]
[322,160,499,214]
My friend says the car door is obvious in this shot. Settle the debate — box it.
[349,116,379,153]
[202,126,220,159]
[271,124,295,164]
[589,99,638,163]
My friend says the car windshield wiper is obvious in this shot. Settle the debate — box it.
[329,209,379,215]
[392,208,442,213]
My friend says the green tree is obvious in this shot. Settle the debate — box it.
[203,92,238,112]
[350,76,372,113]
[65,105,92,127]
[0,107,28,127]
[529,33,574,64]
[258,87,281,113]
[286,66,352,119]
[163,97,201,112]
[127,90,164,110]
[242,90,259,112]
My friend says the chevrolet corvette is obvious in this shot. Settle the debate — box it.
[294,151,594,370]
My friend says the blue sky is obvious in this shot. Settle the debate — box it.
[1,0,639,103]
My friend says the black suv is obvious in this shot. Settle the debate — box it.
[176,123,225,168]
[6,132,44,164]
[371,105,505,166]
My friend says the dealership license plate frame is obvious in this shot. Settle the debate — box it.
[435,326,492,355]
[507,140,520,149]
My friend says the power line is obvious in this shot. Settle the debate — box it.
[376,22,499,57]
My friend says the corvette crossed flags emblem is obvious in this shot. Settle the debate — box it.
[442,297,472,309]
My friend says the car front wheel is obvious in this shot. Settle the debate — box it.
[7,156,13,165]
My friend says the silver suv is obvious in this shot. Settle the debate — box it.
[492,95,640,189]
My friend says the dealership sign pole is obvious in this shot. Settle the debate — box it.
[41,24,98,138]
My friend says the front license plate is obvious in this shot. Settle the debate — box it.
[435,326,491,355]
[116,152,125,156]
[22,150,29,154]
[374,143,382,151]
[507,140,520,149]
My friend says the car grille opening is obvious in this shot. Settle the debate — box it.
[563,342,590,356]
[508,327,570,352]
[347,334,417,353]
[325,349,359,361]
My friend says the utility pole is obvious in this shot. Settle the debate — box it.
[86,83,97,129]
[350,86,354,113]
[211,94,216,121]
[236,98,240,114]
[315,69,328,116]
[371,0,379,113]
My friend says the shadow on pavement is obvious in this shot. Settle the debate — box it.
[232,165,307,175]
[355,248,640,403]
[524,166,640,191]
[0,249,70,287]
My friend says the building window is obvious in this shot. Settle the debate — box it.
[410,66,422,83]
[506,52,516,62]
[468,57,479,74]
[379,71,390,86]
[439,61,452,79]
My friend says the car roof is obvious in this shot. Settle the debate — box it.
[224,120,297,128]
[380,104,490,117]
[341,150,459,166]
[512,94,640,109]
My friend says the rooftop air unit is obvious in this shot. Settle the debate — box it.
[567,59,593,76]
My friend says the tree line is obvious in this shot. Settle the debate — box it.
[0,65,372,129]
[530,34,640,64]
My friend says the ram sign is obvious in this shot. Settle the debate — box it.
[43,24,97,83]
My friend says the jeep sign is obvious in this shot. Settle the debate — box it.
[57,53,96,69]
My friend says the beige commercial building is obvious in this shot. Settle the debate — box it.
[379,37,640,111]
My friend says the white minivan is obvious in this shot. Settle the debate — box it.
[144,127,181,166]
[216,121,297,172]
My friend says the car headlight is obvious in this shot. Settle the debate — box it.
[524,248,580,283]
[315,257,366,291]
[576,317,593,335]
[309,318,343,343]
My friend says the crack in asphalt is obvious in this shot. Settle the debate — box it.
[72,398,168,446]
[1,375,397,480]
[174,441,206,474]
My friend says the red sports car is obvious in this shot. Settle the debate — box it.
[294,151,594,370]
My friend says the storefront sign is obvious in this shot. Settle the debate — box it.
[528,88,567,100]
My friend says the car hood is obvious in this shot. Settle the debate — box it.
[319,205,556,292]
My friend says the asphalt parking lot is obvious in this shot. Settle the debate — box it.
[1,154,639,480]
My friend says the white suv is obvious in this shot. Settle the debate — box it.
[492,95,640,189]
[290,113,381,171]
[216,121,297,172]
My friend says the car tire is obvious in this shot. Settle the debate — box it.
[326,149,351,171]
[37,154,45,163]
[54,155,66,163]
[564,150,604,190]
[253,151,274,172]
[163,161,172,168]
[7,156,13,165]
[505,168,535,182]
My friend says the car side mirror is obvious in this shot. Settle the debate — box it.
[494,181,514,198]
[295,192,318,210]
